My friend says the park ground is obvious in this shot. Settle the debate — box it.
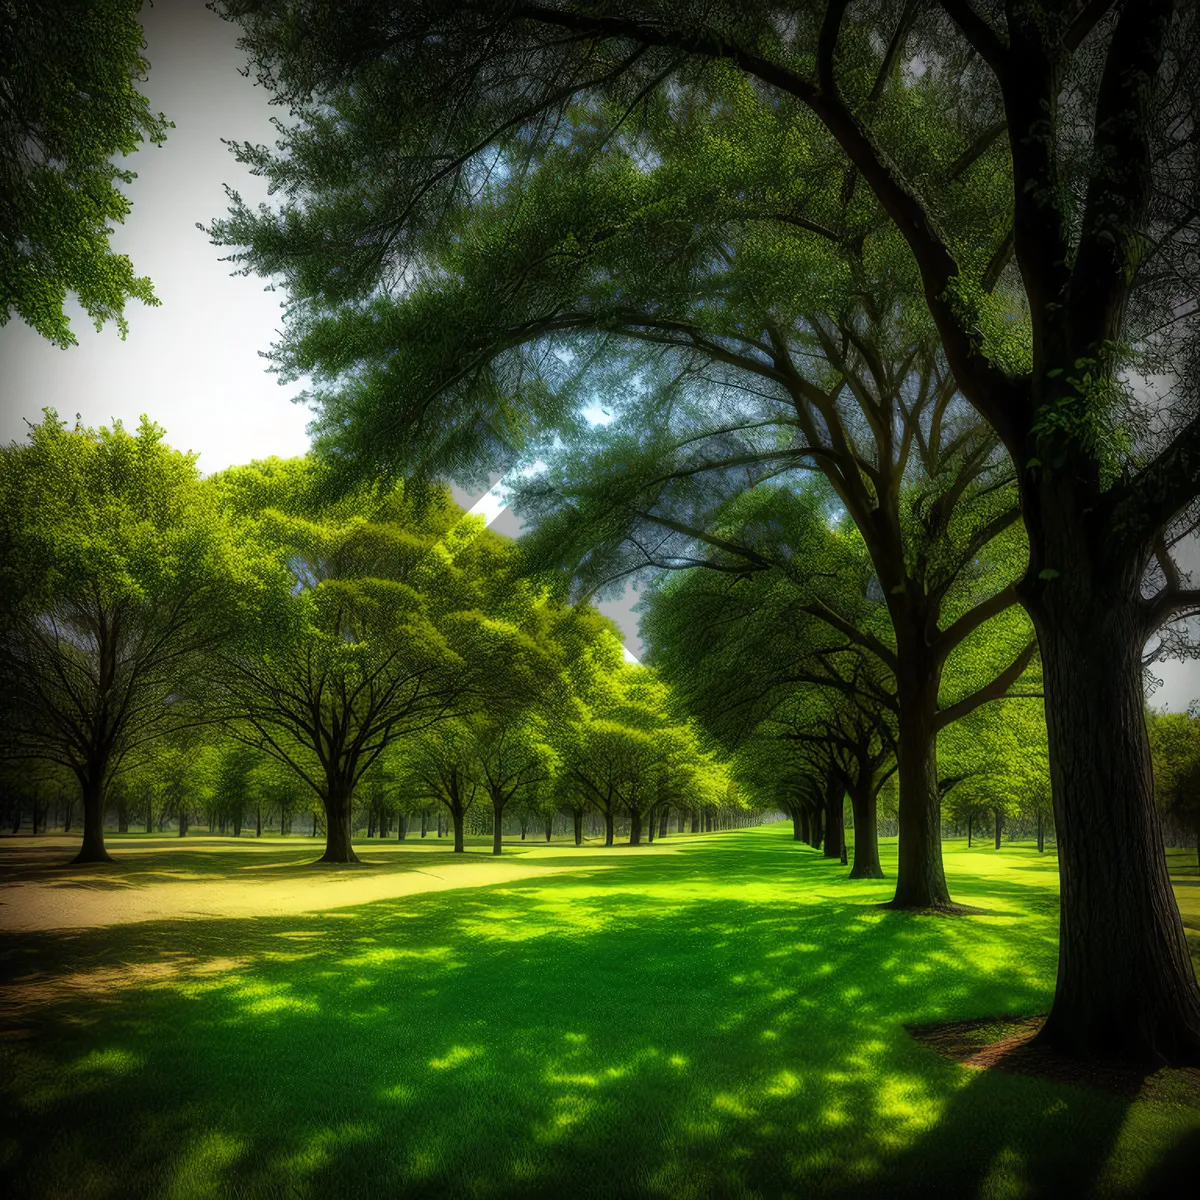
[1,826,1198,1199]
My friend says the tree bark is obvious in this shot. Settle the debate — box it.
[318,781,359,864]
[71,775,113,864]
[573,810,583,845]
[809,804,823,849]
[994,809,1003,850]
[690,811,699,833]
[823,780,843,861]
[658,809,669,838]
[397,813,407,840]
[792,808,805,841]
[604,810,615,846]
[545,815,553,842]
[1029,568,1200,1064]
[628,809,643,845]
[848,783,884,879]
[256,805,262,837]
[451,806,465,853]
[967,814,972,848]
[1037,813,1044,854]
[887,661,953,908]
[492,800,505,855]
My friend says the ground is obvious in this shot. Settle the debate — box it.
[1,826,1198,1198]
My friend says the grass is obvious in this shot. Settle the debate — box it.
[1,827,1198,1199]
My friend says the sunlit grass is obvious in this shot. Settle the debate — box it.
[1,827,1197,1197]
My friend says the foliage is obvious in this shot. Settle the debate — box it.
[0,0,173,346]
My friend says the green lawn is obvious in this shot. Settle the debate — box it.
[1,827,1198,1199]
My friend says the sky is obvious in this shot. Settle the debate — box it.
[1,0,1196,706]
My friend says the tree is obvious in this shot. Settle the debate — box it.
[474,713,559,855]
[0,414,250,862]
[0,0,172,347]
[212,0,1200,1063]
[210,458,547,862]
[1149,709,1200,872]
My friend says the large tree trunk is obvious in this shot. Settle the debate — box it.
[848,783,884,879]
[319,781,359,864]
[887,660,953,908]
[604,811,615,847]
[71,775,113,864]
[1029,578,1200,1064]
[628,809,643,845]
[397,813,407,841]
[451,806,465,853]
[573,810,583,846]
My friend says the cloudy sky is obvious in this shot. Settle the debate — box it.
[1,0,1196,705]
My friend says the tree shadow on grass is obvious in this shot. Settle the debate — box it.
[0,829,1194,1198]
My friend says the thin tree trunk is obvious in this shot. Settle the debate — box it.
[995,809,1003,850]
[848,784,884,879]
[690,811,700,833]
[71,775,113,864]
[604,810,614,847]
[659,809,669,838]
[492,801,504,855]
[545,815,553,842]
[421,810,428,837]
[397,813,407,841]
[1037,813,1044,854]
[1030,585,1200,1064]
[968,814,972,847]
[823,780,843,860]
[573,810,583,846]
[810,805,823,849]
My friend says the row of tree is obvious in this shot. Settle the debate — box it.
[0,417,745,863]
[195,0,1200,1063]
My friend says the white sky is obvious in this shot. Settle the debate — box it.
[0,0,1194,704]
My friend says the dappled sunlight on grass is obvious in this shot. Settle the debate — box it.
[1,828,1197,1197]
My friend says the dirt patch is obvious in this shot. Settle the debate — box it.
[908,1015,1200,1105]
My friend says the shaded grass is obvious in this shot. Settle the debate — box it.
[1,828,1198,1198]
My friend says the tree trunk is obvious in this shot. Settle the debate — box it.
[629,809,643,845]
[492,801,504,855]
[995,809,1003,850]
[318,781,359,864]
[451,806,465,853]
[604,811,614,847]
[822,780,843,860]
[1026,579,1200,1063]
[573,810,583,846]
[256,805,262,837]
[178,808,187,837]
[397,813,407,840]
[848,784,884,879]
[420,810,428,837]
[1037,812,1044,854]
[646,810,655,843]
[233,808,242,838]
[658,809,669,838]
[545,815,553,842]
[967,814,972,847]
[796,807,808,842]
[810,805,823,850]
[690,811,699,833]
[887,663,953,908]
[71,775,113,864]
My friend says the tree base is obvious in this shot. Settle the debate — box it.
[315,851,362,865]
[848,866,886,880]
[880,899,990,916]
[69,848,115,865]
